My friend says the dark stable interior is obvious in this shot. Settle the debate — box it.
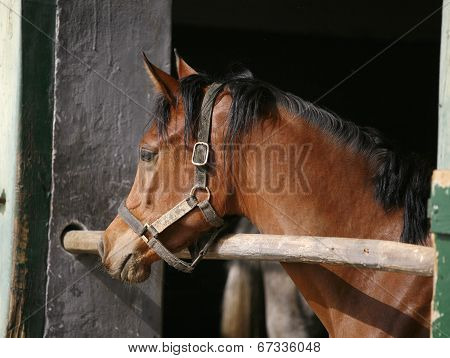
[164,0,442,337]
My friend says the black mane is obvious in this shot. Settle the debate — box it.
[152,71,431,245]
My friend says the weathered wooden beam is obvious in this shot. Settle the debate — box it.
[63,231,435,276]
[63,231,101,255]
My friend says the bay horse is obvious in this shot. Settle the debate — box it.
[101,53,433,337]
[171,62,325,338]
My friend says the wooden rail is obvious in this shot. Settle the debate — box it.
[62,230,435,276]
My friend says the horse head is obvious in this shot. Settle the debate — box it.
[101,53,238,282]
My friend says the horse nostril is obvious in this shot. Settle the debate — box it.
[98,239,105,260]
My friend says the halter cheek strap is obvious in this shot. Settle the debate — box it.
[117,83,224,273]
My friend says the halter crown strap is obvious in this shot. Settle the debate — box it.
[192,82,222,189]
[117,83,224,273]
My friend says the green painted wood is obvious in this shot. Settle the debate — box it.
[430,184,450,235]
[439,0,450,170]
[431,176,450,337]
[432,0,450,338]
[0,0,55,337]
[0,0,22,339]
[432,233,450,337]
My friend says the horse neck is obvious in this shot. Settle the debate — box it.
[234,112,404,240]
[232,112,432,337]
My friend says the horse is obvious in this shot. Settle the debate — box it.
[172,59,326,338]
[100,52,433,337]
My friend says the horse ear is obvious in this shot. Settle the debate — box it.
[174,49,198,79]
[142,52,178,105]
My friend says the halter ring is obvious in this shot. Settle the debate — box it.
[190,185,211,201]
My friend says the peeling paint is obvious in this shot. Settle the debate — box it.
[432,170,450,191]
[432,307,442,322]
[0,0,21,338]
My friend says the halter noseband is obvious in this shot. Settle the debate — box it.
[118,83,224,273]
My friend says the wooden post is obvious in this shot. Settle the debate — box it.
[431,0,450,338]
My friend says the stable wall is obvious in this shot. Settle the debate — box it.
[45,0,171,337]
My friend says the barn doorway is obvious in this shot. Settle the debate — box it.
[164,0,442,338]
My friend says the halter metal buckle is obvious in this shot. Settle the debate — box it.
[191,142,209,166]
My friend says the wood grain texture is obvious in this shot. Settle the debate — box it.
[64,231,435,276]
[439,0,450,170]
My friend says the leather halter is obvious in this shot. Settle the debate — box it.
[118,83,224,273]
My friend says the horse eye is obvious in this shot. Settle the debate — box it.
[140,148,157,162]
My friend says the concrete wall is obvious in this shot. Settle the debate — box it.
[46,0,171,337]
